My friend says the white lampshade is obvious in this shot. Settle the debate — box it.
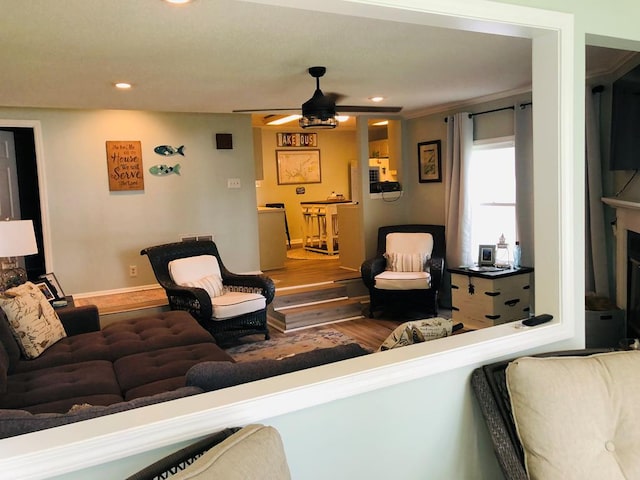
[0,220,38,257]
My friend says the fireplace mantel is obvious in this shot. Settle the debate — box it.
[601,197,640,309]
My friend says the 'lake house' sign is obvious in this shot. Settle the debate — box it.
[276,132,317,148]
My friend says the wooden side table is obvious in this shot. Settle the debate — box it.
[448,266,533,330]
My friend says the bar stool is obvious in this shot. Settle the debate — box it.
[316,206,327,250]
[302,206,320,248]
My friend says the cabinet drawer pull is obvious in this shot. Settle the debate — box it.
[485,314,501,320]
[484,291,500,297]
[451,284,459,290]
[504,298,520,307]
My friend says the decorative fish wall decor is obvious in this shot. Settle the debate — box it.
[154,145,185,157]
[149,164,181,176]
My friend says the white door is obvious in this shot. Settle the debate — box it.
[0,130,21,221]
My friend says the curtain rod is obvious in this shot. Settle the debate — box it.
[443,102,531,122]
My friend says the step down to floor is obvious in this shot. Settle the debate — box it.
[268,298,364,332]
[272,283,348,310]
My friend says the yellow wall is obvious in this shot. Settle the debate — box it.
[255,127,357,244]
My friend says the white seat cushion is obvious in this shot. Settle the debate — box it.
[506,351,640,480]
[211,291,266,320]
[374,271,431,290]
[169,255,221,285]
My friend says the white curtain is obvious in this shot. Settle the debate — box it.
[585,87,610,296]
[515,104,535,268]
[444,112,474,267]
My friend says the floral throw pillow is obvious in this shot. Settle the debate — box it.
[0,282,66,359]
[378,318,453,351]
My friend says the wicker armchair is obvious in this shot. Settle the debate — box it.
[141,240,275,344]
[361,224,445,318]
[470,349,612,480]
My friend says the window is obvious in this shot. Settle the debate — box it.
[468,138,516,258]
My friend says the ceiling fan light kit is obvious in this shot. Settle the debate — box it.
[300,66,338,129]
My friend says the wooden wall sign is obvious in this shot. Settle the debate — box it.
[276,132,317,147]
[106,141,145,191]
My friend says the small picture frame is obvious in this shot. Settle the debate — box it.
[33,279,56,301]
[478,245,496,266]
[38,272,65,300]
[417,140,442,183]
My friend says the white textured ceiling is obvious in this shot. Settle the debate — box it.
[0,0,632,119]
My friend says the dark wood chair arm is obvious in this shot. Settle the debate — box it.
[165,285,213,322]
[429,256,445,289]
[222,273,276,304]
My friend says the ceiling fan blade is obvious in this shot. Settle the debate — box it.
[336,105,403,113]
[325,92,346,103]
[232,108,299,113]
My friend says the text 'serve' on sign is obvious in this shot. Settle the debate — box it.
[106,141,145,191]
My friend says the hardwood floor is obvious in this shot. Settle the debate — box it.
[76,248,442,351]
[267,251,361,288]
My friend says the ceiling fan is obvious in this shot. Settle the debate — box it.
[233,66,402,129]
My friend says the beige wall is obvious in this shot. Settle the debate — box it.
[0,108,259,294]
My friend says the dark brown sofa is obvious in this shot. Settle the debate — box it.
[0,305,370,438]
[0,306,233,414]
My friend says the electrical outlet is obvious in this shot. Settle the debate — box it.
[227,178,241,189]
[129,265,138,277]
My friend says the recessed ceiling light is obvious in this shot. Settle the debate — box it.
[336,115,350,122]
[164,0,193,4]
[114,82,132,90]
[369,96,384,103]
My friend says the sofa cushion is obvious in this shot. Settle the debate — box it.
[0,360,122,413]
[169,255,221,285]
[114,342,234,400]
[9,311,216,374]
[210,291,266,320]
[506,351,640,480]
[0,282,66,359]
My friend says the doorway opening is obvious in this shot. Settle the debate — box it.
[0,127,46,278]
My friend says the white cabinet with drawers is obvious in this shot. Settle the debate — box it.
[449,267,533,330]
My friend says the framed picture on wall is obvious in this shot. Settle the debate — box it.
[417,140,442,183]
[276,149,321,185]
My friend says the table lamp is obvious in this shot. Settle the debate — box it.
[0,220,38,292]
